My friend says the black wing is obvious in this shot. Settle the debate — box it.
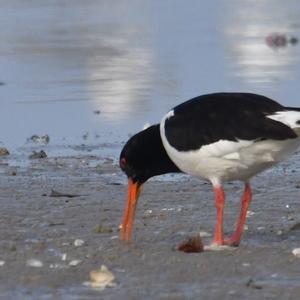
[164,93,297,151]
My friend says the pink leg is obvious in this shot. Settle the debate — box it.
[225,183,252,246]
[211,185,225,245]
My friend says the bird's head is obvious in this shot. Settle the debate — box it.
[119,124,180,241]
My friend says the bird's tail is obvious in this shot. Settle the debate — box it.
[285,106,300,112]
[287,107,300,129]
[268,108,300,129]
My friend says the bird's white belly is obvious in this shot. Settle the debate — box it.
[160,125,300,184]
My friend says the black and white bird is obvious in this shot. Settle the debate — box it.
[119,93,300,246]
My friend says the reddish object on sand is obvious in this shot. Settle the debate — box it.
[177,234,204,253]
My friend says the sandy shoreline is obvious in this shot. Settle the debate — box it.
[0,147,300,299]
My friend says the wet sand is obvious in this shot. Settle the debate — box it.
[0,147,300,299]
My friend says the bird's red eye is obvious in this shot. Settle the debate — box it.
[120,158,126,168]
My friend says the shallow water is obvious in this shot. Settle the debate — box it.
[1,0,300,152]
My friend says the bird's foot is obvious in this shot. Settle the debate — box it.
[209,239,224,246]
[224,238,240,247]
[204,242,234,251]
[204,237,240,251]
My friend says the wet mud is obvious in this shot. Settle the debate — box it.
[0,148,300,299]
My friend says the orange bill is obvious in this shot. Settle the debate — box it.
[120,178,142,241]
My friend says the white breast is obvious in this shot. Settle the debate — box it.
[160,112,300,186]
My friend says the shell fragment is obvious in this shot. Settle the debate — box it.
[83,265,116,290]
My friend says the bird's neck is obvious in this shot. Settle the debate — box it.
[146,124,181,176]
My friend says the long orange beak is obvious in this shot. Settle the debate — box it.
[120,178,142,241]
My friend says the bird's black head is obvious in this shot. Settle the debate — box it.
[119,124,180,241]
[119,124,180,184]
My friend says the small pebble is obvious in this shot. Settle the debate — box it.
[246,278,263,289]
[69,260,82,267]
[74,239,85,247]
[94,225,113,234]
[49,263,66,269]
[0,147,9,156]
[26,259,43,267]
[290,223,300,231]
[292,248,300,257]
[199,231,212,238]
[62,242,71,246]
[0,260,5,266]
[29,134,50,144]
[62,253,67,261]
[29,150,47,159]
[144,209,153,216]
[242,263,251,267]
[161,207,182,212]
[246,211,255,217]
[7,168,17,176]
[257,226,265,231]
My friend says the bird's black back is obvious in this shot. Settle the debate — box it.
[164,93,298,151]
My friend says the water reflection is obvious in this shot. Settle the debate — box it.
[84,26,155,120]
[0,1,164,147]
[1,0,300,149]
[224,0,300,84]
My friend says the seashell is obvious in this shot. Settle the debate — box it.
[199,231,212,238]
[26,259,43,267]
[87,265,116,289]
[74,239,85,247]
[257,226,265,231]
[69,260,82,267]
[246,211,255,218]
[292,248,300,257]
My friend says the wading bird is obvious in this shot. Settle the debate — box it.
[119,93,300,246]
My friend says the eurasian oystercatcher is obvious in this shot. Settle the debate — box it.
[119,93,300,246]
